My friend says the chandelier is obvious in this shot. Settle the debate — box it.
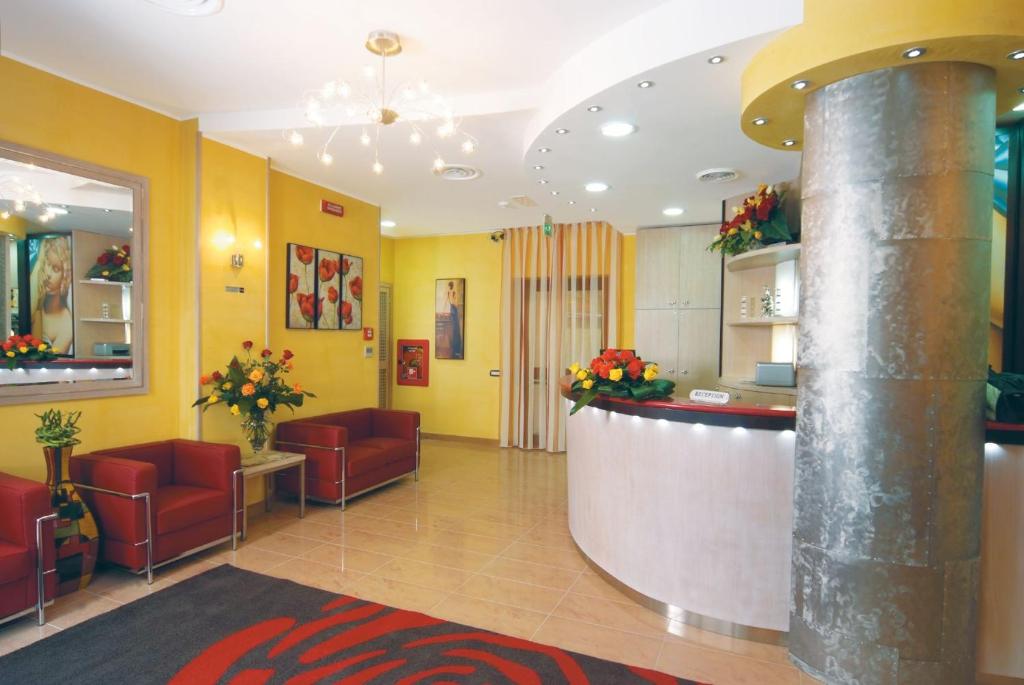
[0,175,63,224]
[285,30,477,176]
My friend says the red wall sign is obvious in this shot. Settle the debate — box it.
[320,200,345,217]
[397,339,429,387]
[362,327,374,341]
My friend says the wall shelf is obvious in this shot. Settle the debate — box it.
[79,318,132,324]
[79,279,132,287]
[728,316,798,327]
[725,243,801,272]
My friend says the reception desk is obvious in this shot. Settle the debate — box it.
[562,384,1024,677]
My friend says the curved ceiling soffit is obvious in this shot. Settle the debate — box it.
[519,0,804,158]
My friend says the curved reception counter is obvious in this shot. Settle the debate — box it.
[563,384,1024,676]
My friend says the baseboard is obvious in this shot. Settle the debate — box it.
[420,432,499,447]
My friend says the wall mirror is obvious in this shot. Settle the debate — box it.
[0,140,147,404]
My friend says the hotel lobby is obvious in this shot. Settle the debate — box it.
[0,1,1022,683]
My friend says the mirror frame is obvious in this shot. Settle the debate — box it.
[0,139,149,405]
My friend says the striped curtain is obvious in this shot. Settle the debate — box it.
[499,222,620,452]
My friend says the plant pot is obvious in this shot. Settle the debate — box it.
[42,446,99,595]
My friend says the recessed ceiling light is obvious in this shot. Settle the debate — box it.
[781,138,798,147]
[587,105,602,113]
[533,165,544,170]
[1015,102,1024,112]
[707,55,725,64]
[568,200,576,205]
[663,207,684,217]
[538,179,549,184]
[103,208,112,213]
[585,182,609,193]
[144,0,223,16]
[537,147,551,153]
[1007,49,1024,61]
[752,117,768,126]
[555,128,569,135]
[590,208,597,213]
[791,80,810,91]
[902,47,926,59]
[1019,86,1024,94]
[551,190,560,196]
[637,80,654,89]
[601,122,636,137]
[381,219,396,228]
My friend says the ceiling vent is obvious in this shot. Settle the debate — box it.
[696,167,740,183]
[507,195,537,208]
[433,164,481,182]
[144,0,224,16]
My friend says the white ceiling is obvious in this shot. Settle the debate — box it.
[0,0,805,237]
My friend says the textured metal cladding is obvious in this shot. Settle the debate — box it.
[791,61,995,684]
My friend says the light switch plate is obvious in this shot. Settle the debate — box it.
[364,345,374,358]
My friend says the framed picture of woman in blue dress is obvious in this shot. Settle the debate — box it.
[435,278,465,359]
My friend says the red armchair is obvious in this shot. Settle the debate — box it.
[0,472,56,626]
[275,409,420,509]
[69,440,242,583]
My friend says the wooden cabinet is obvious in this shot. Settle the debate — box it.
[634,224,722,391]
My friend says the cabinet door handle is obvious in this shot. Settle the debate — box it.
[668,369,676,375]
[681,370,689,375]
[683,300,690,306]
[669,300,677,305]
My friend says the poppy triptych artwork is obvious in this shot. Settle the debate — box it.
[286,243,363,330]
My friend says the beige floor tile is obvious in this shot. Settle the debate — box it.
[501,540,587,571]
[567,570,636,603]
[208,546,295,573]
[261,558,363,594]
[532,615,662,669]
[420,528,512,555]
[455,573,565,614]
[340,529,420,556]
[396,543,495,573]
[430,594,547,640]
[480,556,580,591]
[345,575,451,614]
[553,592,675,638]
[248,531,326,557]
[520,528,576,550]
[46,591,122,629]
[0,619,61,657]
[274,518,346,542]
[658,639,801,684]
[82,567,164,604]
[300,543,393,573]
[375,557,472,593]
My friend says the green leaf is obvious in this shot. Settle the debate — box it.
[569,385,600,416]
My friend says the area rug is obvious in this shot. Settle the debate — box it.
[0,564,705,684]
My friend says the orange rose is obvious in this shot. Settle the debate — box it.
[293,383,302,393]
[241,383,256,396]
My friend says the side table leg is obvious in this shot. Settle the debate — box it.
[265,473,273,513]
[299,462,306,519]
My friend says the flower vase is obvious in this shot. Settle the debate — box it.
[241,412,272,453]
[42,446,99,595]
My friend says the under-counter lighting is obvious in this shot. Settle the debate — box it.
[791,79,810,91]
[587,105,602,112]
[1007,49,1024,61]
[601,122,636,138]
[585,182,609,193]
[752,117,769,126]
[781,138,798,147]
[381,219,396,228]
[663,207,684,217]
[637,80,654,89]
[902,47,927,59]
[707,55,725,64]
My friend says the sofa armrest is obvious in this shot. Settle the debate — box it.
[371,409,420,441]
[275,421,349,450]
[69,454,156,545]
[0,472,52,549]
[171,440,241,492]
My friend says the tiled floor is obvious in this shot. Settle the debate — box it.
[0,438,822,684]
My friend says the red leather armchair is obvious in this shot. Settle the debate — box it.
[275,409,420,509]
[69,440,242,583]
[0,472,56,626]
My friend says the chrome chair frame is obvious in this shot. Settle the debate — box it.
[0,512,58,628]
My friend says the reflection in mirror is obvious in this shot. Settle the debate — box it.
[0,146,145,400]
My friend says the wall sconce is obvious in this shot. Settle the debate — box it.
[490,230,504,243]
[231,253,244,269]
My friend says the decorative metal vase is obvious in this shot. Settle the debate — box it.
[241,412,272,453]
[43,446,99,595]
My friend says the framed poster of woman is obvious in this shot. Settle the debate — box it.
[24,233,74,355]
[435,278,465,359]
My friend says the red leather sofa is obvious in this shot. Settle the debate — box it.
[0,472,56,626]
[69,440,242,583]
[275,409,420,509]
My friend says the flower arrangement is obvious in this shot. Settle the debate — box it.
[2,334,58,369]
[568,349,675,415]
[85,244,132,282]
[193,341,315,452]
[708,184,791,257]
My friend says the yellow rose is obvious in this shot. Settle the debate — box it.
[754,231,763,240]
[741,220,752,231]
[207,394,219,404]
[37,343,47,352]
[222,381,233,390]
[643,364,659,381]
[575,369,588,381]
[569,362,581,376]
[5,351,13,358]
[230,404,240,416]
[101,271,110,277]
[582,379,594,390]
[256,397,269,409]
[609,368,623,382]
[728,227,738,236]
[18,346,28,354]
[50,348,59,354]
[248,368,265,382]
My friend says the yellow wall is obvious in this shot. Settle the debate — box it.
[380,236,395,285]
[268,170,380,417]
[0,57,197,480]
[619,234,635,349]
[391,233,502,440]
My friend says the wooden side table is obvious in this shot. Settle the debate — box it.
[238,450,305,540]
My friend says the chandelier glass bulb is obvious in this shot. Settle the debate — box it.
[319,151,334,165]
[0,211,9,220]
[360,132,372,146]
[14,200,25,212]
[433,156,446,171]
[409,130,422,145]
[372,160,384,175]
[289,130,304,146]
[461,139,476,154]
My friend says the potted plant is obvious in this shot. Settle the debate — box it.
[36,409,82,492]
[194,341,315,453]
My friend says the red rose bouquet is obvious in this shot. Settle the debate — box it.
[708,184,791,257]
[3,334,58,370]
[567,348,675,415]
[85,244,132,282]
